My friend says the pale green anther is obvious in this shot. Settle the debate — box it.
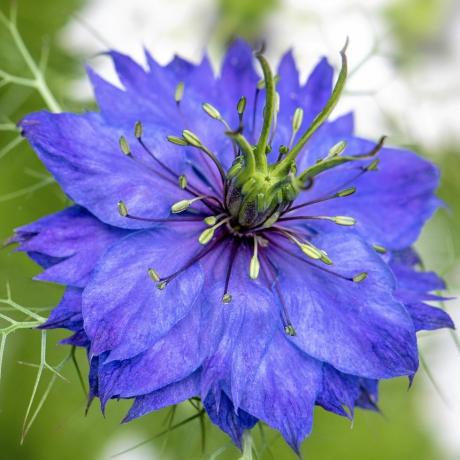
[222,293,232,304]
[237,96,247,115]
[257,193,265,213]
[167,135,188,146]
[157,280,168,290]
[175,81,184,103]
[202,103,221,120]
[199,227,215,245]
[134,121,143,139]
[178,175,187,189]
[373,244,387,254]
[292,107,304,132]
[117,200,128,217]
[256,78,265,90]
[171,199,191,214]
[328,140,347,157]
[182,130,202,148]
[284,324,297,336]
[333,216,356,226]
[353,272,368,283]
[147,268,160,282]
[204,216,217,226]
[275,92,280,112]
[119,136,130,155]
[262,212,280,228]
[336,187,356,198]
[366,159,380,171]
[250,255,260,280]
[299,243,322,260]
[320,252,333,265]
[250,237,260,280]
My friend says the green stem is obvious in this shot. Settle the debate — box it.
[7,15,61,112]
[274,39,349,175]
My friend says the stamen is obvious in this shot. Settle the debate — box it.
[237,96,246,130]
[222,239,240,304]
[288,107,304,149]
[157,235,224,289]
[175,81,184,106]
[202,103,221,120]
[353,272,368,283]
[279,215,356,226]
[198,217,231,245]
[328,140,347,157]
[178,175,187,189]
[249,237,260,280]
[167,135,188,146]
[118,200,203,223]
[119,136,131,156]
[259,252,296,336]
[204,213,225,226]
[202,102,238,156]
[147,268,160,282]
[267,237,365,283]
[134,121,143,139]
[171,195,212,214]
[373,244,387,254]
[276,228,323,261]
[181,130,227,182]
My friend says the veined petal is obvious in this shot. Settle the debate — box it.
[82,225,205,361]
[14,206,129,287]
[272,230,418,379]
[123,371,201,422]
[19,111,192,229]
[294,138,441,249]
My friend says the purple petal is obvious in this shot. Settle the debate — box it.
[82,225,205,361]
[123,371,200,422]
[14,206,129,287]
[272,230,418,379]
[20,111,192,229]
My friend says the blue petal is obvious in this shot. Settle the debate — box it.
[272,230,418,379]
[123,371,200,422]
[294,139,441,249]
[96,303,204,402]
[20,112,192,229]
[82,225,205,361]
[238,332,322,452]
[405,302,454,331]
[40,287,83,331]
[14,206,129,287]
[204,390,257,448]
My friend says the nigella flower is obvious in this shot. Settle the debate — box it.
[12,40,453,452]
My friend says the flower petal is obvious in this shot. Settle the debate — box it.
[14,206,129,287]
[96,304,204,402]
[82,225,204,361]
[238,332,322,452]
[294,138,440,249]
[272,230,418,379]
[123,371,201,422]
[204,390,258,448]
[20,111,192,229]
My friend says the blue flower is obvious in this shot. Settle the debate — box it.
[12,40,453,452]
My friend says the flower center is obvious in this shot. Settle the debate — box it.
[115,42,386,331]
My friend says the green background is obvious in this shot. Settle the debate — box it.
[0,0,458,459]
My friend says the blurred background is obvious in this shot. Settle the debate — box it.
[0,0,459,458]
